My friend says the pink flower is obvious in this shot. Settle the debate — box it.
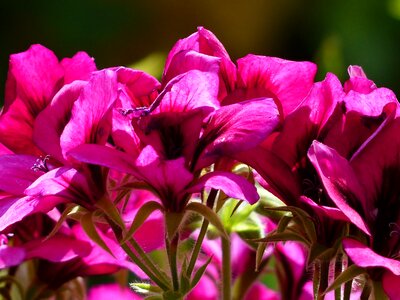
[164,27,317,119]
[308,113,400,297]
[70,69,278,211]
[0,44,96,156]
[88,284,141,300]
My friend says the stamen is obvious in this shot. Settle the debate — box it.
[118,107,150,118]
[31,155,50,172]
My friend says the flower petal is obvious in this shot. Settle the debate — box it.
[230,54,317,116]
[60,70,118,159]
[88,284,141,300]
[197,98,279,168]
[156,70,220,113]
[33,81,86,163]
[382,271,400,300]
[0,245,25,268]
[61,51,96,84]
[343,238,400,275]
[187,171,259,204]
[308,141,370,235]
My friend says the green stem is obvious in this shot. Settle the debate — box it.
[128,238,170,285]
[106,215,170,290]
[313,259,330,300]
[343,279,353,300]
[222,236,231,300]
[166,233,180,291]
[360,279,372,300]
[187,219,209,277]
[186,189,218,278]
[334,253,343,300]
[121,243,170,290]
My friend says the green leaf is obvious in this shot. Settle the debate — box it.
[268,206,317,243]
[230,200,244,217]
[0,276,24,299]
[81,212,114,255]
[165,211,185,242]
[253,231,310,246]
[186,202,229,240]
[256,242,267,272]
[277,215,292,233]
[191,256,213,290]
[43,204,79,240]
[122,201,164,244]
[162,290,183,300]
[179,258,190,294]
[324,265,365,294]
[96,196,126,230]
[130,282,163,294]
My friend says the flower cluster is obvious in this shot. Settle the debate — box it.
[0,27,399,300]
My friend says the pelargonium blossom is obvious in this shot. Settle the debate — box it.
[70,68,279,212]
[308,113,400,298]
[0,44,96,156]
[163,26,317,119]
[236,68,399,249]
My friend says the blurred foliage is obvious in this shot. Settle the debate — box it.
[0,0,399,106]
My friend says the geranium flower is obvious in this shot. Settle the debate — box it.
[308,113,400,297]
[0,44,96,155]
[163,27,317,119]
[235,69,399,246]
[88,284,141,300]
[70,69,279,211]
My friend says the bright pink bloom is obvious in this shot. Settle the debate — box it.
[0,44,96,155]
[88,284,141,300]
[308,114,400,297]
[164,27,317,119]
[70,69,279,211]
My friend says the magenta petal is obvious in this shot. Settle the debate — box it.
[244,283,279,300]
[186,275,219,300]
[187,171,259,204]
[61,51,96,84]
[344,87,398,116]
[0,143,12,155]
[300,196,350,222]
[235,147,302,205]
[25,167,93,204]
[235,54,317,116]
[344,65,376,94]
[60,70,118,159]
[4,44,63,110]
[163,50,221,84]
[164,26,236,92]
[0,154,40,194]
[0,45,63,154]
[0,194,64,231]
[343,238,400,275]
[68,144,137,175]
[199,98,279,164]
[136,146,194,196]
[308,141,370,235]
[34,81,86,163]
[156,70,220,113]
[24,235,91,262]
[351,117,400,205]
[88,284,140,300]
[382,271,400,300]
[0,245,26,268]
[72,225,145,277]
[115,67,160,108]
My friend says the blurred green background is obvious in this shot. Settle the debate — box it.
[1,0,400,106]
